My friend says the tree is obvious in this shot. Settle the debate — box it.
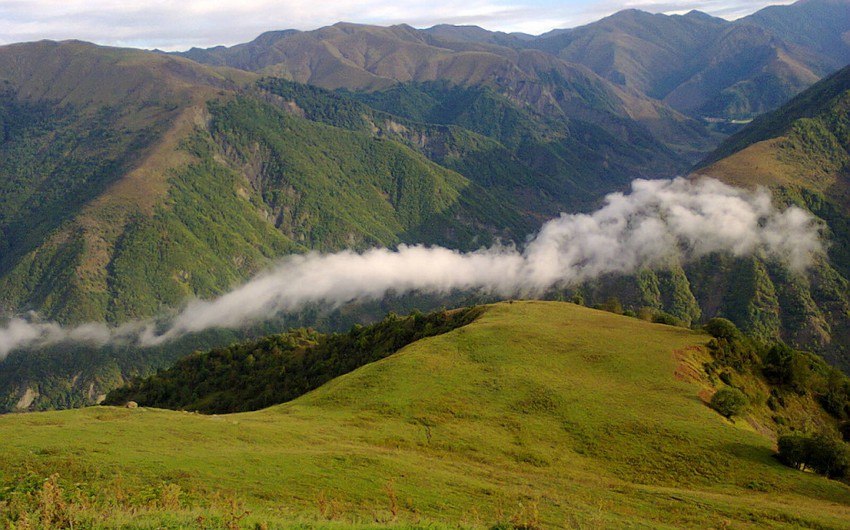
[704,318,741,340]
[777,433,850,479]
[763,344,811,393]
[709,387,748,418]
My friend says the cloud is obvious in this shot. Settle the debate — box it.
[0,177,823,359]
[0,1,797,50]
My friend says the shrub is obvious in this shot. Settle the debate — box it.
[777,433,850,478]
[818,369,850,419]
[597,297,623,315]
[777,434,809,470]
[763,344,811,393]
[652,312,684,327]
[840,421,850,442]
[704,318,741,340]
[710,387,749,418]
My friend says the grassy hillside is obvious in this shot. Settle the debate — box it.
[1,302,849,528]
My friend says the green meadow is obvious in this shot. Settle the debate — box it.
[2,301,849,528]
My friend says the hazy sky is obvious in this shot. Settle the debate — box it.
[0,0,796,51]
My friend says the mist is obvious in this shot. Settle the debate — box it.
[0,177,823,359]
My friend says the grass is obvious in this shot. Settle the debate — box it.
[1,301,849,528]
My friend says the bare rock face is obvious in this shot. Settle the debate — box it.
[15,387,38,410]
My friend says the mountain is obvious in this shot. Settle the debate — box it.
[3,3,850,414]
[2,302,849,527]
[532,10,729,99]
[0,39,710,412]
[176,22,716,161]
[692,64,850,369]
[0,39,701,327]
[741,0,850,67]
[177,2,850,127]
[530,0,848,120]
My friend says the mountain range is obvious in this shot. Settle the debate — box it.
[180,0,850,121]
[2,0,850,411]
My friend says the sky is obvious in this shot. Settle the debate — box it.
[0,0,797,51]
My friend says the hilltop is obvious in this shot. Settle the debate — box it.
[2,302,849,528]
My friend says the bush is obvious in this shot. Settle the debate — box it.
[710,387,749,418]
[763,344,811,393]
[652,312,684,327]
[597,297,623,315]
[777,433,850,478]
[840,421,850,442]
[704,318,741,340]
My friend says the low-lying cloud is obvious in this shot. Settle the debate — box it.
[0,177,823,359]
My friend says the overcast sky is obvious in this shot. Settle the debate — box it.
[0,0,796,51]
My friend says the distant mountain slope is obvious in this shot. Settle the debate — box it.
[177,1,850,134]
[2,302,849,527]
[0,40,264,323]
[661,23,823,119]
[176,22,716,161]
[532,10,729,99]
[0,41,503,325]
[693,64,850,368]
[528,0,848,120]
[741,0,850,67]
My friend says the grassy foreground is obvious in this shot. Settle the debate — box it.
[1,301,849,528]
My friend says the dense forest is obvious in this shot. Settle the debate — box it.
[104,306,484,413]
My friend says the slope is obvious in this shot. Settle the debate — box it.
[0,40,285,324]
[740,0,850,67]
[1,42,700,413]
[531,1,848,121]
[177,22,715,162]
[1,302,849,528]
[0,42,527,326]
[692,64,850,369]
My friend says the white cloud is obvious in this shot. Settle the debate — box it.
[0,177,823,358]
[0,1,798,51]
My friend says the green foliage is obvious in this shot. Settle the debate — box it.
[840,421,850,442]
[704,320,850,442]
[207,95,513,250]
[709,387,749,418]
[352,81,687,205]
[704,318,741,340]
[651,312,685,327]
[595,297,624,315]
[706,334,759,373]
[104,306,484,413]
[777,433,850,479]
[763,343,812,393]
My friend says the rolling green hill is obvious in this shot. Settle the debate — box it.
[1,302,849,528]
